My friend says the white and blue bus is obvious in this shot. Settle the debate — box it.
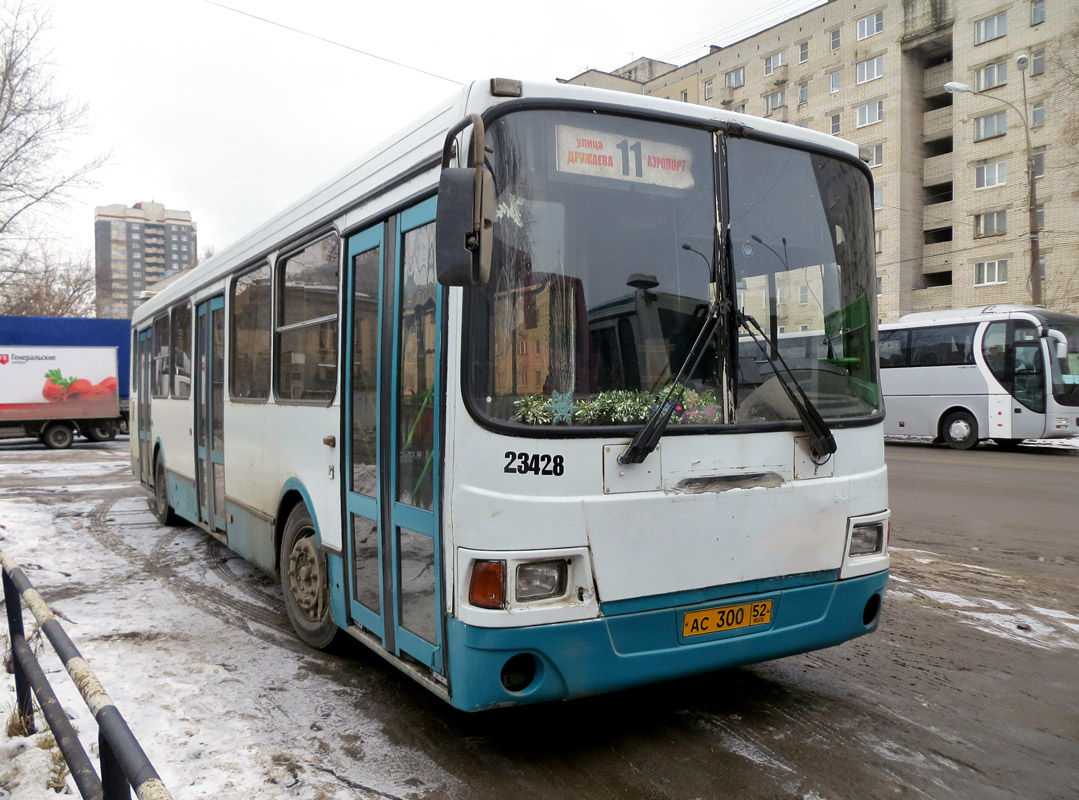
[130,79,889,711]
[879,305,1079,449]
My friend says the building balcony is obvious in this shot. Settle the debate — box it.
[768,64,789,86]
[923,61,952,96]
[765,105,789,123]
[923,240,953,273]
[922,200,953,230]
[923,106,952,141]
[922,152,952,186]
[912,285,954,312]
[718,84,735,105]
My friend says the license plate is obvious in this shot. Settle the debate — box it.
[682,600,773,638]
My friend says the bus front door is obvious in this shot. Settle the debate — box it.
[344,197,444,676]
[195,296,227,532]
[136,327,153,484]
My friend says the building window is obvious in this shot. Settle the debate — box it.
[1030,49,1045,76]
[799,82,809,103]
[876,275,883,295]
[830,28,841,50]
[873,186,884,210]
[974,259,1008,285]
[733,103,746,113]
[857,12,884,40]
[865,143,883,167]
[1031,147,1045,178]
[875,231,884,253]
[1030,101,1044,127]
[799,285,809,304]
[132,233,141,240]
[765,90,786,114]
[857,55,884,84]
[974,12,1007,44]
[975,160,1007,188]
[974,110,1007,141]
[1035,204,1045,229]
[830,113,841,135]
[857,100,884,127]
[764,51,787,75]
[799,41,809,63]
[704,79,714,100]
[974,210,1007,237]
[1031,0,1045,25]
[725,66,745,88]
[829,70,840,93]
[976,61,1007,91]
[680,89,688,102]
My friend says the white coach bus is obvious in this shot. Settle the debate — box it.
[130,78,889,711]
[879,305,1079,449]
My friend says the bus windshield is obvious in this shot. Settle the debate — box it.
[1046,319,1079,406]
[464,109,880,429]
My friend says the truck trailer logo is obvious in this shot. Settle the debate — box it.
[0,354,8,365]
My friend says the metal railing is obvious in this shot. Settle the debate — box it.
[2,551,173,800]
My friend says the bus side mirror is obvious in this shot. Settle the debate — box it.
[436,167,494,287]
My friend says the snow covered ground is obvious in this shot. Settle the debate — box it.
[0,441,454,799]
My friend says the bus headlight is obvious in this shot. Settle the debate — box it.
[516,560,568,602]
[849,522,885,556]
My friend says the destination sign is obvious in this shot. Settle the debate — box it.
[555,125,696,190]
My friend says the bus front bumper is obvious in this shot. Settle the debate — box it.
[444,569,889,711]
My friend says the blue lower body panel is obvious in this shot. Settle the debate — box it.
[445,569,889,711]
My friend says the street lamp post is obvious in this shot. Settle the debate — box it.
[946,56,1042,306]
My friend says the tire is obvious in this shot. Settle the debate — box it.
[41,422,75,450]
[993,438,1024,450]
[280,504,340,649]
[86,422,116,442]
[150,457,178,525]
[942,410,978,450]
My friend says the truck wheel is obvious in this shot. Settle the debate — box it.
[150,458,178,525]
[86,422,116,442]
[942,411,978,450]
[42,422,75,450]
[280,504,340,650]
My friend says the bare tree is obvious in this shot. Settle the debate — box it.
[0,239,95,316]
[0,1,105,304]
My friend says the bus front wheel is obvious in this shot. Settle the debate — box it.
[280,504,340,650]
[942,411,978,450]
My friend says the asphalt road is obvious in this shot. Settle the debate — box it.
[2,438,1077,799]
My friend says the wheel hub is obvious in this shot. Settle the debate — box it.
[288,536,325,619]
[948,419,972,441]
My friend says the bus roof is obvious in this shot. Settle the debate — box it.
[884,305,1058,328]
[132,78,863,324]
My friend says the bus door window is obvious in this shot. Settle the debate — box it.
[982,320,1045,412]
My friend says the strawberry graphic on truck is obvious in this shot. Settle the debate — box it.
[42,370,119,402]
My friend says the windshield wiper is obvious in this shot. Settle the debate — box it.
[618,298,722,465]
[737,310,836,462]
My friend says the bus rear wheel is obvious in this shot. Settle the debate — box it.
[942,411,978,450]
[280,504,340,650]
[150,458,178,525]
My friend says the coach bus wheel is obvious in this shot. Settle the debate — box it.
[942,411,978,450]
[281,504,339,649]
[41,422,75,450]
[150,459,178,525]
[86,422,116,442]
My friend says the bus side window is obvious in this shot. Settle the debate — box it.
[878,329,906,368]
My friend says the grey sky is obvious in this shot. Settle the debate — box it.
[42,0,822,258]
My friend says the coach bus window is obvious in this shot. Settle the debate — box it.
[908,324,976,367]
[878,329,906,368]
[728,136,879,423]
[230,264,272,400]
[151,314,170,398]
[398,223,436,510]
[276,235,339,403]
[170,302,192,399]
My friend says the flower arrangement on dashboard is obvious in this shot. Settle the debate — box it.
[513,385,721,425]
